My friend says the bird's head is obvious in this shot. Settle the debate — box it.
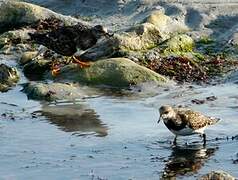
[158,105,176,123]
[92,25,114,39]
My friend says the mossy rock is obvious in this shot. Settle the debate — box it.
[161,34,195,55]
[81,23,166,60]
[0,0,82,33]
[23,82,85,101]
[51,58,169,87]
[0,29,34,49]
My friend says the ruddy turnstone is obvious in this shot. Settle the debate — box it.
[29,23,113,75]
[158,105,219,145]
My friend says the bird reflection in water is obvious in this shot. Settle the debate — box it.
[162,145,217,179]
[35,103,108,137]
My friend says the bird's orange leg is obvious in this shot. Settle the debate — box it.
[72,56,91,68]
[51,62,61,76]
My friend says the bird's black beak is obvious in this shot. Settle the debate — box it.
[157,116,161,123]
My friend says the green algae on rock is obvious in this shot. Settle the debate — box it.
[50,58,169,87]
[144,10,189,36]
[81,23,166,61]
[161,34,195,55]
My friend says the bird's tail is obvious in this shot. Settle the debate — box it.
[28,32,48,45]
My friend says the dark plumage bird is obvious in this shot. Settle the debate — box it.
[29,23,113,75]
[158,105,219,145]
[29,24,111,57]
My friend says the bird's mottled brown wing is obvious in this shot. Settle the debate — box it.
[29,23,99,55]
[29,27,77,56]
[177,109,218,130]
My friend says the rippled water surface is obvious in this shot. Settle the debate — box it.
[0,82,238,179]
[1,1,238,179]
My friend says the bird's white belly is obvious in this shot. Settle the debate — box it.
[169,126,206,136]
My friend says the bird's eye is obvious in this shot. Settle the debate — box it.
[164,111,169,114]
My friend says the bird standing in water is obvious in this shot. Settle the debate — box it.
[158,105,219,145]
[29,23,113,75]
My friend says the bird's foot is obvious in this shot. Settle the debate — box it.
[72,56,91,68]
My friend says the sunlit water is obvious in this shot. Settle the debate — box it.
[0,82,238,180]
[1,1,238,178]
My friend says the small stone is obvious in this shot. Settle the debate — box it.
[1,113,7,117]
[191,99,205,105]
[0,64,20,92]
[20,51,38,65]
[206,96,217,101]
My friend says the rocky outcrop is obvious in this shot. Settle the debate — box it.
[0,64,19,92]
[0,29,34,50]
[0,0,82,33]
[81,23,165,61]
[23,82,86,101]
[50,58,169,87]
[81,24,193,62]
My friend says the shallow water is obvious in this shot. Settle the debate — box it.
[1,1,238,179]
[0,82,238,179]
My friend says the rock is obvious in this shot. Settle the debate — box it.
[0,64,19,92]
[20,51,38,65]
[0,28,37,56]
[161,34,195,55]
[0,29,34,49]
[50,58,169,87]
[23,82,86,101]
[144,10,189,36]
[80,16,191,61]
[120,23,165,51]
[0,0,83,33]
[23,58,51,79]
[81,23,165,60]
[200,171,236,180]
